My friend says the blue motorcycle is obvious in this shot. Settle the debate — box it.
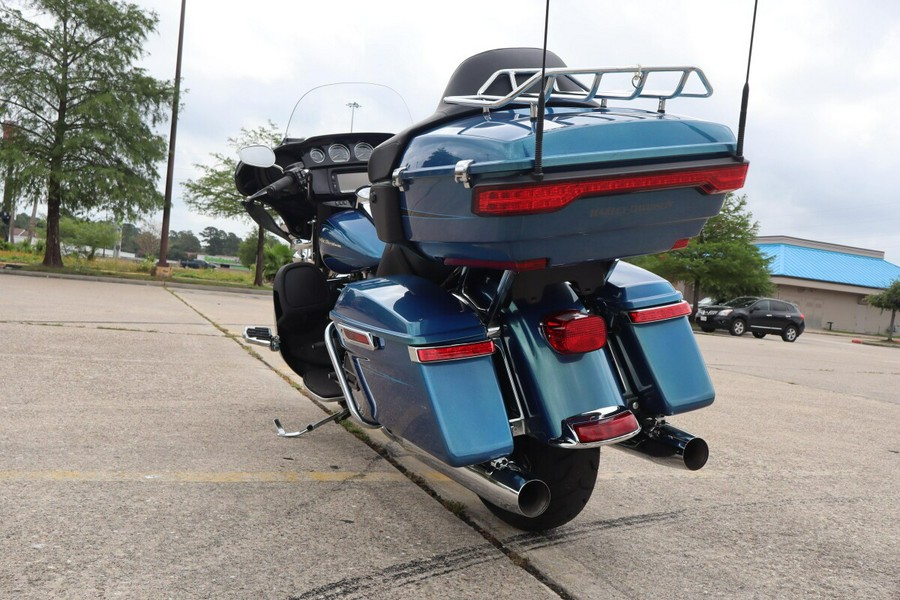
[236,48,748,530]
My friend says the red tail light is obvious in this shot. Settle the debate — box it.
[573,411,641,443]
[542,311,608,354]
[628,301,692,324]
[474,163,749,216]
[411,340,495,363]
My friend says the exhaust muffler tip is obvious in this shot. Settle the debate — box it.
[517,479,552,518]
[681,436,709,471]
[612,424,709,471]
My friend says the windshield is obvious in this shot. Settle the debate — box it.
[284,83,414,140]
[724,297,758,308]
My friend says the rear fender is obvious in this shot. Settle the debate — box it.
[503,283,626,443]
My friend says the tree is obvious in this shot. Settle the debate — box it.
[199,226,228,255]
[167,229,201,262]
[0,0,175,267]
[120,222,140,254]
[630,193,773,308]
[59,216,117,259]
[866,279,900,342]
[133,219,160,259]
[183,122,282,286]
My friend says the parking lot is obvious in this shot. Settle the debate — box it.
[1,273,898,599]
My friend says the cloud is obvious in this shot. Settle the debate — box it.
[130,0,899,264]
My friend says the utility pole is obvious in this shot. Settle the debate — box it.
[155,0,186,273]
[1,121,17,244]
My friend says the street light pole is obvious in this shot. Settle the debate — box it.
[347,102,360,133]
[156,0,186,271]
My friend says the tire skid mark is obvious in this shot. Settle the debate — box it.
[286,512,680,599]
[288,544,498,600]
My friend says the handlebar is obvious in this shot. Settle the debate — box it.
[250,167,308,201]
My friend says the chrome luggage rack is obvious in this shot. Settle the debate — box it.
[443,66,713,113]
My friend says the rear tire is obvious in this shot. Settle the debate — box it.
[480,436,599,531]
[752,332,766,339]
[782,324,799,342]
[729,319,747,336]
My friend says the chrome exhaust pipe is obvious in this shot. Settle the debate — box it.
[612,423,709,471]
[385,433,551,518]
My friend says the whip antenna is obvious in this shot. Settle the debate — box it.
[735,0,759,160]
[532,0,551,180]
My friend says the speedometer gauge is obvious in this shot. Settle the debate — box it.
[328,144,351,163]
[353,143,374,161]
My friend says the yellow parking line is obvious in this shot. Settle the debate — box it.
[0,470,417,483]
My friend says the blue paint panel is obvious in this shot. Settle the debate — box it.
[319,209,384,274]
[331,276,513,467]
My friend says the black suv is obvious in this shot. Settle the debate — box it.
[696,297,805,342]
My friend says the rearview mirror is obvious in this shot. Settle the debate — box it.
[239,145,278,169]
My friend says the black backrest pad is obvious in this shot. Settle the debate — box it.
[367,48,571,184]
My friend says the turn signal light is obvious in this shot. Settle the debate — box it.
[628,301,692,324]
[573,411,641,443]
[542,311,608,354]
[473,163,749,216]
[412,340,495,363]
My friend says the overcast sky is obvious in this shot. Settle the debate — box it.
[129,0,899,264]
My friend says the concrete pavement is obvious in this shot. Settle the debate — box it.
[1,271,898,599]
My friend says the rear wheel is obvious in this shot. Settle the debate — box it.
[729,319,747,336]
[782,324,799,342]
[752,331,766,339]
[480,436,599,531]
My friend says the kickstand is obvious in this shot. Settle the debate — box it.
[274,408,350,438]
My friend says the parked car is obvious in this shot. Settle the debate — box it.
[696,296,805,342]
[180,259,216,269]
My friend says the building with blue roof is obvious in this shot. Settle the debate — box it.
[754,236,900,335]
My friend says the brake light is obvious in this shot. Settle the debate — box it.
[412,340,495,363]
[628,301,692,324]
[542,311,608,354]
[573,411,641,443]
[473,163,749,216]
[443,257,548,271]
[671,238,691,250]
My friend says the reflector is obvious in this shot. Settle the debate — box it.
[443,257,548,271]
[413,340,496,363]
[628,301,692,324]
[572,411,640,443]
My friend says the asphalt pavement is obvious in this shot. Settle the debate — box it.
[1,271,897,599]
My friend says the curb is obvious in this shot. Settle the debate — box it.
[0,264,271,296]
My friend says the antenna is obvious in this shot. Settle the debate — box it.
[735,0,759,160]
[532,0,551,180]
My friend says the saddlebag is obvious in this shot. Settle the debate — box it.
[601,262,714,415]
[330,275,514,467]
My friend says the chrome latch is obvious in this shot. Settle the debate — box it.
[391,167,407,191]
[454,159,475,188]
